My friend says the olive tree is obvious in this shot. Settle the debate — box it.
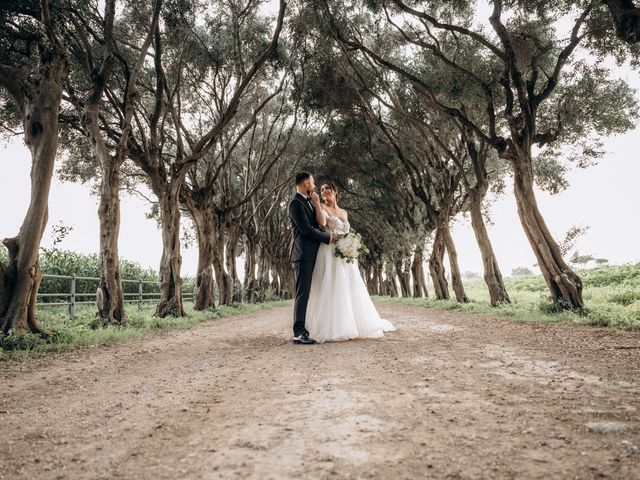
[0,0,68,333]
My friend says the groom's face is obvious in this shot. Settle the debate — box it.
[306,175,316,195]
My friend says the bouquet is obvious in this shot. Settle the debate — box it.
[334,229,368,263]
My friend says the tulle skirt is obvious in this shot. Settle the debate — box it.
[305,243,397,343]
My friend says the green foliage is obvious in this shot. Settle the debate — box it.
[608,290,640,307]
[535,64,639,189]
[382,263,640,328]
[558,225,589,255]
[579,263,640,287]
[0,1,43,136]
[570,251,596,266]
[262,286,278,302]
[37,248,162,302]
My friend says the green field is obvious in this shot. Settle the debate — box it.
[380,263,640,329]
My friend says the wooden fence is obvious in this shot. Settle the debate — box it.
[38,274,195,315]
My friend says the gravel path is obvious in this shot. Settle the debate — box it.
[1,302,639,479]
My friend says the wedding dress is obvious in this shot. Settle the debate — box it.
[305,209,396,342]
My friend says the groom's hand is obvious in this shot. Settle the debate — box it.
[331,234,338,244]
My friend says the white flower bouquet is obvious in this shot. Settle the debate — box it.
[334,229,368,263]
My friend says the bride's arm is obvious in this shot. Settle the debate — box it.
[310,192,327,227]
[315,204,327,227]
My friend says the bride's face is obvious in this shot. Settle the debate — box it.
[320,184,336,203]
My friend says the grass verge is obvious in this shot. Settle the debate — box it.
[377,263,640,329]
[0,300,292,360]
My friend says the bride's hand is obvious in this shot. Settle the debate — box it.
[310,191,321,206]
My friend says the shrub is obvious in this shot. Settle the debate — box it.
[581,264,640,288]
[506,276,547,292]
[607,290,640,306]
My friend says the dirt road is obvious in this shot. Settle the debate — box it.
[1,302,639,479]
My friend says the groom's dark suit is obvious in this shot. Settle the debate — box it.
[289,192,331,337]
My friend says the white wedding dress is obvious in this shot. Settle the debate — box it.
[305,210,396,342]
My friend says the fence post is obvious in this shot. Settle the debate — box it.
[69,274,76,317]
[193,283,197,304]
[138,278,143,310]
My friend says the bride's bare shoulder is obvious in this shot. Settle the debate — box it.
[337,208,349,221]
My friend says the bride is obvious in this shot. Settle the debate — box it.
[305,181,396,342]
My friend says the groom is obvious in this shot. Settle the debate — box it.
[288,172,337,345]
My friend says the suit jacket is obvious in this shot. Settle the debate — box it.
[288,192,331,262]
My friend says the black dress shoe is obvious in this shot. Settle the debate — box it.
[292,334,317,345]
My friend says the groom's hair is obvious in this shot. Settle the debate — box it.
[295,171,311,185]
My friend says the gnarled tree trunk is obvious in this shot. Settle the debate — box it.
[441,221,469,303]
[284,265,295,299]
[189,208,216,310]
[213,242,233,306]
[212,245,226,305]
[374,263,384,296]
[225,222,241,303]
[96,161,126,322]
[256,245,270,302]
[84,90,126,324]
[155,185,185,317]
[363,264,377,294]
[512,159,584,309]
[469,191,510,306]
[411,247,428,298]
[208,215,232,306]
[0,34,67,334]
[384,262,399,297]
[268,257,280,297]
[274,259,294,300]
[243,235,258,303]
[429,227,449,300]
[377,272,388,296]
[395,258,411,297]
